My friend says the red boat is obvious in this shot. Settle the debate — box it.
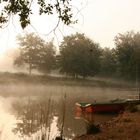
[75,103,94,113]
[75,98,140,113]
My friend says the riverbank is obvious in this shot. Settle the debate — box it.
[74,107,140,140]
[0,72,136,88]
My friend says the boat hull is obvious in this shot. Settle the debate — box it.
[75,100,140,113]
[75,103,94,113]
[92,103,125,113]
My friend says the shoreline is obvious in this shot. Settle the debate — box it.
[74,107,140,140]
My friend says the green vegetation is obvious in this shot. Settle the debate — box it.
[100,48,116,76]
[58,33,101,78]
[115,31,140,79]
[0,1,140,81]
[0,0,75,28]
[0,72,136,90]
[14,33,56,75]
[13,31,140,81]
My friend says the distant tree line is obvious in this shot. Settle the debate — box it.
[14,33,56,75]
[14,31,140,80]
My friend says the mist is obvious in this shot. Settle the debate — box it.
[0,31,139,139]
[0,0,140,139]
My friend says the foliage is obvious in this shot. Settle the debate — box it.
[37,41,56,73]
[114,31,140,79]
[14,33,56,74]
[13,30,140,79]
[12,99,52,137]
[0,0,76,29]
[100,47,117,75]
[58,33,101,78]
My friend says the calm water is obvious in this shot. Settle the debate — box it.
[0,84,137,140]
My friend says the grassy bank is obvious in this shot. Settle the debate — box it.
[0,72,136,88]
[74,108,140,140]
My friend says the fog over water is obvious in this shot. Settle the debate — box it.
[0,82,137,139]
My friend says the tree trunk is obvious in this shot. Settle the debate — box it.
[29,63,32,75]
[83,75,86,80]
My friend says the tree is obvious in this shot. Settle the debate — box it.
[58,33,101,78]
[114,31,140,79]
[100,47,117,75]
[14,33,56,74]
[0,0,76,29]
[37,41,56,73]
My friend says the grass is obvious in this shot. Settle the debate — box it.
[0,72,136,88]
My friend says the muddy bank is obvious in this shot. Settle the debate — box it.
[74,110,140,140]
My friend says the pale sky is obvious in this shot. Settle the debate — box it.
[81,0,140,48]
[0,0,140,54]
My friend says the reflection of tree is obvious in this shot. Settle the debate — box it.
[12,98,52,137]
[12,96,91,139]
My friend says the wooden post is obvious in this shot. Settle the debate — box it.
[60,93,66,140]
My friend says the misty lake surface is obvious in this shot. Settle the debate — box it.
[0,83,137,140]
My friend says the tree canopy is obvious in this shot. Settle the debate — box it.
[0,0,76,29]
[14,33,56,74]
[100,47,117,75]
[37,41,56,73]
[12,30,140,80]
[114,31,140,79]
[58,33,101,78]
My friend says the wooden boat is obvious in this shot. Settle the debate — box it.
[75,98,140,113]
[75,103,94,113]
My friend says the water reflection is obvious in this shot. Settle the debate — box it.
[0,83,137,139]
[12,96,76,139]
[11,96,118,140]
[0,97,19,140]
[12,98,60,139]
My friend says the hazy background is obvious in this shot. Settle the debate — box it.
[0,0,140,72]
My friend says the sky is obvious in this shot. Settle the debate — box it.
[0,0,140,70]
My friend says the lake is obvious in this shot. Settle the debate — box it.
[0,82,137,140]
